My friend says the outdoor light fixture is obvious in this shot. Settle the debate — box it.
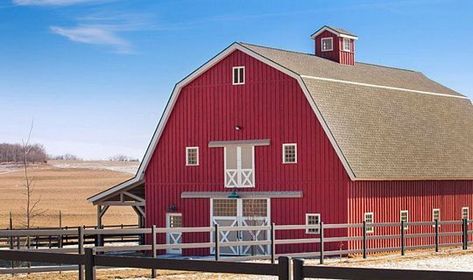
[167,204,177,212]
[227,190,240,199]
[235,125,241,131]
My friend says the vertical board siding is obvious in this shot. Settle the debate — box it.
[348,180,473,251]
[145,50,350,255]
[314,30,355,65]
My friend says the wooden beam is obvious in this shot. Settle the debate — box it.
[99,206,110,219]
[101,201,145,207]
[123,191,145,202]
[132,206,145,218]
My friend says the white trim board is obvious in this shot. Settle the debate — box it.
[300,75,469,100]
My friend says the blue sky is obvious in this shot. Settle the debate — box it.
[1,0,472,160]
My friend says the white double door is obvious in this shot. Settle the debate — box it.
[211,198,270,256]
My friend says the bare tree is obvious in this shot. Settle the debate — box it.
[21,122,46,231]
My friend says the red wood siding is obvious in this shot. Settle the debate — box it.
[348,180,473,250]
[314,30,355,65]
[144,49,350,255]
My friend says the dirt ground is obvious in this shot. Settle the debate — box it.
[0,164,136,228]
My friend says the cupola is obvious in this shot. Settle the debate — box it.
[310,25,358,65]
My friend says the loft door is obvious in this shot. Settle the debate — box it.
[225,146,254,188]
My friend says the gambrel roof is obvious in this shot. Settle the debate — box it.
[89,42,473,203]
[241,43,473,180]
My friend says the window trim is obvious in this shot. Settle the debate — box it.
[185,146,199,166]
[342,38,351,52]
[305,213,321,234]
[232,66,245,85]
[364,212,374,233]
[432,208,441,227]
[400,210,409,230]
[282,143,297,164]
[462,207,469,220]
[321,37,333,52]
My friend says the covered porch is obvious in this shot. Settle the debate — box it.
[88,178,146,230]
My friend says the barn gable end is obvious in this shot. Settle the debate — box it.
[145,49,350,251]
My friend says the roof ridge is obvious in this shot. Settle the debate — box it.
[356,61,418,73]
[238,41,419,73]
[238,41,314,56]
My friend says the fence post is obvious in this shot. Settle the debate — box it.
[59,211,63,249]
[362,221,367,259]
[465,219,468,250]
[277,256,291,280]
[84,248,96,280]
[400,221,405,256]
[151,225,157,278]
[435,219,439,252]
[214,224,220,261]
[462,219,468,250]
[271,223,276,264]
[9,212,14,277]
[78,226,85,280]
[9,212,13,249]
[319,222,324,265]
[293,258,304,280]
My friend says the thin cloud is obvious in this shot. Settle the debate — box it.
[13,0,110,6]
[50,25,132,54]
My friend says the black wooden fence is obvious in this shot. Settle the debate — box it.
[1,249,473,280]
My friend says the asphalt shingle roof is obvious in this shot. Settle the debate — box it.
[240,42,473,180]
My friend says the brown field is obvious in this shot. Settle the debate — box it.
[0,164,136,229]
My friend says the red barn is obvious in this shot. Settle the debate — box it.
[89,26,473,256]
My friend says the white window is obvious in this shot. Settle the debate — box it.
[400,210,409,230]
[186,147,199,166]
[342,38,351,52]
[364,212,374,233]
[321,37,333,52]
[432,208,440,222]
[282,143,297,164]
[232,66,245,85]
[306,213,321,234]
[462,207,469,220]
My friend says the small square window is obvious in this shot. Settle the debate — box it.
[321,37,333,52]
[432,208,441,227]
[186,147,199,166]
[364,212,374,233]
[282,143,297,164]
[306,213,320,234]
[462,207,469,220]
[232,66,245,85]
[342,38,351,52]
[400,210,409,230]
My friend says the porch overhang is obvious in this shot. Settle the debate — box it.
[88,178,146,228]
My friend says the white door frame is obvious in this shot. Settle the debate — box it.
[166,213,182,254]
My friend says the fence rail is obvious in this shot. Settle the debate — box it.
[1,249,473,280]
[0,219,472,277]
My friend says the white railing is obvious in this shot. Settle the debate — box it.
[225,169,254,187]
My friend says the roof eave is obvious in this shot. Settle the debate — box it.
[87,176,145,204]
[310,26,358,40]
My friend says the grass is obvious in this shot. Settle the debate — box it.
[0,164,136,229]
